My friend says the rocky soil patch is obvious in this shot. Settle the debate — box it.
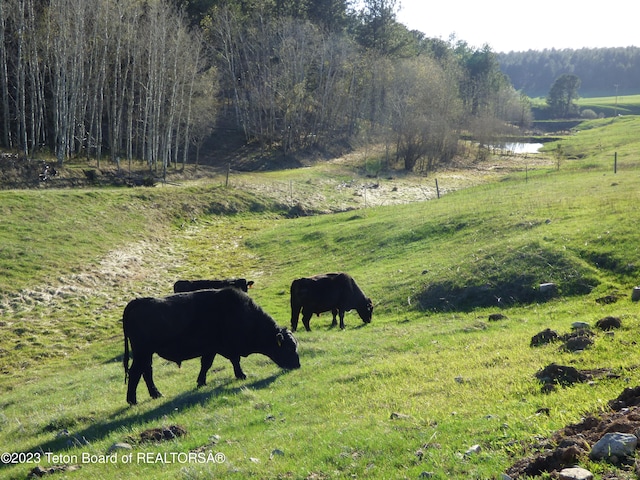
[28,464,82,478]
[136,425,187,444]
[506,387,640,478]
[509,315,633,478]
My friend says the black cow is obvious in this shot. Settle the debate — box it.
[290,272,373,332]
[123,288,300,405]
[173,278,254,293]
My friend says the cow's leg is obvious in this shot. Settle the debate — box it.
[126,359,144,405]
[301,310,313,332]
[331,308,339,327]
[197,353,216,387]
[291,304,302,332]
[127,352,160,404]
[339,310,346,330]
[229,356,247,380]
[142,361,162,400]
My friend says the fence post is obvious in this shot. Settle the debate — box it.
[435,179,440,199]
[614,152,617,174]
[225,163,230,187]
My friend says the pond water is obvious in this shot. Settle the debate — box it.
[502,142,544,154]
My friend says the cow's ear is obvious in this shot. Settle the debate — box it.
[276,332,284,347]
[248,281,254,288]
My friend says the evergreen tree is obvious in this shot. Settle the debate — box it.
[546,74,581,118]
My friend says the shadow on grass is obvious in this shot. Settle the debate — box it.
[1,371,288,470]
[415,242,599,313]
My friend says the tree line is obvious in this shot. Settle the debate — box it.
[0,0,209,172]
[1,0,530,172]
[498,47,640,98]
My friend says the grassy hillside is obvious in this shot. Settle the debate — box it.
[577,94,640,116]
[1,120,640,479]
[540,115,640,167]
[531,94,640,128]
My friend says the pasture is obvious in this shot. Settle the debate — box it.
[577,94,640,117]
[2,116,640,479]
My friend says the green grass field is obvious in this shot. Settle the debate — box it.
[2,114,640,479]
[531,93,640,118]
[577,94,640,116]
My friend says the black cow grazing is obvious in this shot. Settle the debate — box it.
[290,272,373,332]
[173,278,254,293]
[123,288,300,405]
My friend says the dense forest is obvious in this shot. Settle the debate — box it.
[0,0,531,171]
[498,47,640,98]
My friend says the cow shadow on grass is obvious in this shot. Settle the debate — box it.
[2,372,286,471]
[319,320,369,331]
[351,323,369,330]
[116,372,284,418]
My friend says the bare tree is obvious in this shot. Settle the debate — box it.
[24,0,46,156]
[45,0,90,164]
[208,9,364,154]
[182,39,213,169]
[387,57,461,171]
[0,0,8,148]
[15,0,29,156]
[187,68,216,168]
[0,0,47,156]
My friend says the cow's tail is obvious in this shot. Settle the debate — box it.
[290,281,299,323]
[123,323,130,385]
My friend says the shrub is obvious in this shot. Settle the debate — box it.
[581,109,598,119]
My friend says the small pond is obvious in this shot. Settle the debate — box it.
[502,142,544,154]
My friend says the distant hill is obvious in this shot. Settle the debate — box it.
[498,47,640,98]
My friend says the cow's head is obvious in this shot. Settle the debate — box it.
[268,327,300,370]
[357,298,374,324]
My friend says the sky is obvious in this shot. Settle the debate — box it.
[395,0,639,53]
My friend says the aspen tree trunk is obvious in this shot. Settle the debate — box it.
[16,0,28,155]
[0,1,10,148]
[25,0,46,154]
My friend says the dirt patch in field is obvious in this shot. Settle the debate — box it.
[29,464,82,477]
[0,239,189,375]
[506,387,640,478]
[136,425,187,444]
[231,147,555,213]
[0,240,183,317]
